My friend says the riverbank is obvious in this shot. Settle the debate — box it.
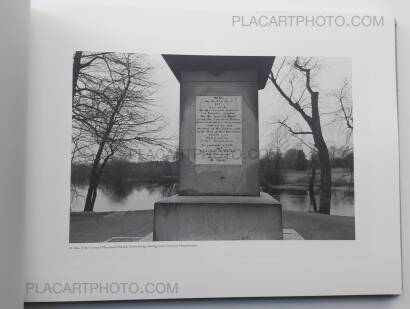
[263,168,354,188]
[69,210,354,243]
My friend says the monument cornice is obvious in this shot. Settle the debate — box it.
[162,55,275,90]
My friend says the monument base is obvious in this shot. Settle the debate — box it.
[153,192,282,241]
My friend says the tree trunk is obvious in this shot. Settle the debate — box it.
[309,167,317,212]
[84,147,113,212]
[83,139,107,211]
[91,182,98,208]
[84,158,100,212]
[310,92,332,215]
[72,51,82,99]
[316,138,332,214]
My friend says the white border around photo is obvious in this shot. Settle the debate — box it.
[25,2,401,302]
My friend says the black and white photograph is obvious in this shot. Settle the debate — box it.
[70,52,354,242]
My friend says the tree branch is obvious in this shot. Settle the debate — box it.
[269,66,312,125]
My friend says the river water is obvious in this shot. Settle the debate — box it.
[71,182,354,217]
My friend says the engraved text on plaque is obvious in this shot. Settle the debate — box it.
[195,96,242,165]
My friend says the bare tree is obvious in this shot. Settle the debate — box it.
[72,52,168,212]
[330,78,354,186]
[333,78,353,130]
[269,57,332,214]
[328,145,338,163]
[331,78,353,155]
[269,125,288,155]
[73,52,107,99]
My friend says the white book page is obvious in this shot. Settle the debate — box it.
[26,0,401,302]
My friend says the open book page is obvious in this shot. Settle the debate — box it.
[25,0,401,302]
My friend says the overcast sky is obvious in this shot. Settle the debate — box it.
[147,55,352,157]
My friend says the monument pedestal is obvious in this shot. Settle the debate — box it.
[153,55,283,241]
[153,193,282,241]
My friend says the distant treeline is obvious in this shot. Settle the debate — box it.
[71,160,178,186]
[72,148,353,188]
[260,148,354,186]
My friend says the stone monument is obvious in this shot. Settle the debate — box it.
[153,55,282,240]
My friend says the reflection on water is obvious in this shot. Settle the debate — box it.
[70,182,174,212]
[71,182,354,217]
[263,186,354,217]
